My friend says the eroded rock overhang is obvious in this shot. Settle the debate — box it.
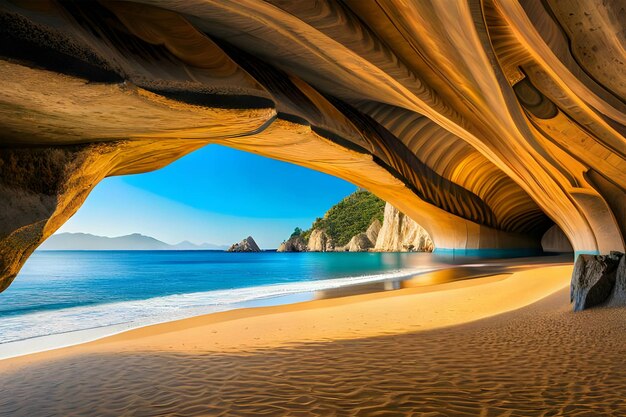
[0,0,624,291]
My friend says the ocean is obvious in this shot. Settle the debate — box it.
[0,250,439,356]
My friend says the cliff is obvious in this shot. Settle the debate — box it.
[375,204,434,252]
[227,236,261,252]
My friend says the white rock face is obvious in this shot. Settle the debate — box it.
[375,203,434,252]
[307,229,333,252]
[366,219,381,244]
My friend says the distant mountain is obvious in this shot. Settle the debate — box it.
[37,233,228,251]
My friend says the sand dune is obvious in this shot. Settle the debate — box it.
[1,265,625,416]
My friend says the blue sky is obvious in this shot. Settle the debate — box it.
[57,145,357,248]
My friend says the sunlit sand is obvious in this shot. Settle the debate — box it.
[1,263,624,415]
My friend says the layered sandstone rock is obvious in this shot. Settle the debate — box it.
[227,236,261,253]
[375,204,434,252]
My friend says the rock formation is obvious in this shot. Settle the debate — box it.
[366,220,382,246]
[340,220,381,252]
[0,1,624,293]
[345,233,374,252]
[227,236,261,253]
[280,201,433,253]
[375,204,435,252]
[307,229,334,252]
[277,236,307,253]
[571,252,625,311]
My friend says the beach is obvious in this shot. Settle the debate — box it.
[1,263,624,416]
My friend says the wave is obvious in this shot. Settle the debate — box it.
[0,268,431,348]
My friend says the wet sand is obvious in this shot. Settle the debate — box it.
[1,264,625,416]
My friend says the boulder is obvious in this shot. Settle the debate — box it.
[570,252,622,311]
[346,233,374,252]
[277,236,307,252]
[227,236,261,252]
[307,229,333,252]
[606,253,626,307]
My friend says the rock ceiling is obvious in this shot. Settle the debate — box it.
[0,0,624,291]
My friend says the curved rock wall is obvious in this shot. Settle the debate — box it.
[0,0,624,291]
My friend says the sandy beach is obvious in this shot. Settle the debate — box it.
[1,263,625,416]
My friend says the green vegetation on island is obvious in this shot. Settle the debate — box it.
[300,189,385,247]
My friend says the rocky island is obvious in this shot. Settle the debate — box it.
[277,190,434,253]
[227,236,261,253]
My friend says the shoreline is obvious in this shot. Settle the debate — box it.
[0,262,573,370]
[0,255,571,361]
[5,262,623,416]
[0,267,435,360]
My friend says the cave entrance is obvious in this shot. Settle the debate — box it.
[0,144,442,354]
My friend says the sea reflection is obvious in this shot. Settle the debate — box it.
[314,253,572,300]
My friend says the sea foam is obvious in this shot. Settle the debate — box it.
[0,268,431,358]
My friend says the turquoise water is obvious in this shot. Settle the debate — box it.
[0,251,436,345]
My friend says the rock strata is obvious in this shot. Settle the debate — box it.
[571,252,624,311]
[227,236,261,252]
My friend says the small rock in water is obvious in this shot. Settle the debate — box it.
[227,236,261,252]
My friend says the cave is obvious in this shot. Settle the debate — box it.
[0,0,624,293]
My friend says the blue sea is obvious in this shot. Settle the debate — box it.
[0,250,440,353]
